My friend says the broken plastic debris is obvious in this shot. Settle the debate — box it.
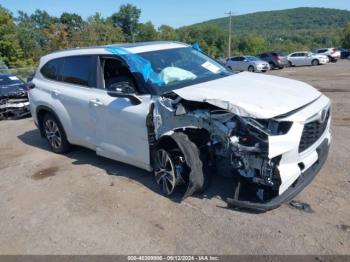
[289,200,313,213]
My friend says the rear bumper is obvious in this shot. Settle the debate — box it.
[227,138,329,212]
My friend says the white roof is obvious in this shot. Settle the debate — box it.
[39,41,189,65]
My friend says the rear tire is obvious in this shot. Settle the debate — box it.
[42,113,71,154]
[269,62,275,70]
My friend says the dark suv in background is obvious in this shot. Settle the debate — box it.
[258,52,287,69]
[338,48,350,59]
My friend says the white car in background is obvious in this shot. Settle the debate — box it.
[287,52,328,67]
[315,48,341,62]
[226,56,270,72]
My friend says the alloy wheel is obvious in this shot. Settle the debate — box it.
[154,149,177,195]
[44,119,62,149]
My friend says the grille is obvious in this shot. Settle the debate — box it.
[299,109,330,153]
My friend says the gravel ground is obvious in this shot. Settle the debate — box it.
[0,60,349,255]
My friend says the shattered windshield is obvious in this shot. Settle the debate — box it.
[138,47,231,92]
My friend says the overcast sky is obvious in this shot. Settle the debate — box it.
[1,0,350,28]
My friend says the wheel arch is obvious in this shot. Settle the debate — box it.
[156,127,210,151]
[36,105,66,139]
[311,59,319,65]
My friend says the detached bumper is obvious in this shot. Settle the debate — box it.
[227,138,329,212]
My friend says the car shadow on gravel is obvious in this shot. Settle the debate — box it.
[18,129,234,204]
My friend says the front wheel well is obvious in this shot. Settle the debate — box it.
[157,128,210,149]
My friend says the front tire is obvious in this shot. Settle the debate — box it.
[248,65,255,72]
[312,59,319,66]
[288,61,293,67]
[42,113,71,154]
[154,132,209,198]
[154,149,178,195]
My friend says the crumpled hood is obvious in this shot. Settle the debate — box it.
[173,72,321,119]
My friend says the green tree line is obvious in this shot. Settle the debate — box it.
[1,4,350,68]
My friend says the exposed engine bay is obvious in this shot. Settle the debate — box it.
[150,92,331,211]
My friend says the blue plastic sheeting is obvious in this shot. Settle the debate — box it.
[191,42,203,52]
[106,46,165,86]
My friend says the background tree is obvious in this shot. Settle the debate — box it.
[76,13,125,46]
[137,21,157,41]
[60,12,84,47]
[238,34,267,55]
[30,9,57,29]
[158,25,177,41]
[342,22,350,48]
[42,23,69,52]
[0,6,25,67]
[16,10,44,62]
[60,12,83,30]
[109,4,141,42]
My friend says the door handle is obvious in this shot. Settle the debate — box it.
[89,99,104,107]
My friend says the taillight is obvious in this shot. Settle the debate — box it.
[277,56,282,61]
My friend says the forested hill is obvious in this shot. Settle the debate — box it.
[193,7,350,34]
[180,7,350,55]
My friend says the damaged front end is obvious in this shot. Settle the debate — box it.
[0,91,30,120]
[150,92,330,212]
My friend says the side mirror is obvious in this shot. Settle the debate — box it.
[107,90,142,105]
[107,81,142,105]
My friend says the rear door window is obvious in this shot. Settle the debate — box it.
[61,56,96,87]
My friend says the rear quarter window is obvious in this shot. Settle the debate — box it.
[40,59,63,81]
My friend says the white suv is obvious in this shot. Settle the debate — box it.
[315,48,341,62]
[29,41,331,211]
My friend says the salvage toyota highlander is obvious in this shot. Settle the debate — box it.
[28,41,331,211]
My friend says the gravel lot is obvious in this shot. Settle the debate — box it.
[0,60,349,255]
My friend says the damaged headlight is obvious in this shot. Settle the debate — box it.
[244,118,293,136]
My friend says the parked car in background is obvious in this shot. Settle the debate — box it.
[315,48,340,62]
[225,56,269,72]
[257,52,287,69]
[0,74,30,120]
[287,51,328,67]
[338,48,350,59]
